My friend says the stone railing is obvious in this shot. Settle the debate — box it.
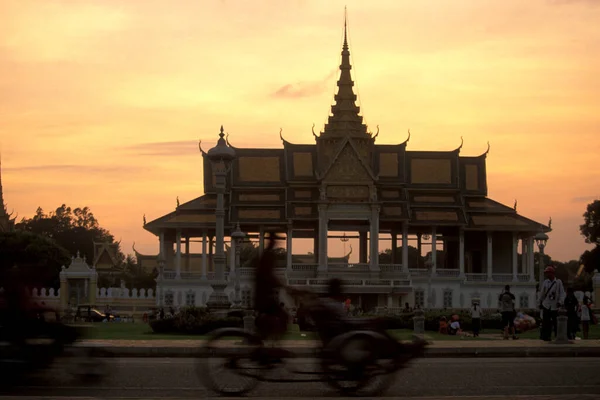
[492,274,513,282]
[380,264,404,272]
[409,268,430,277]
[465,273,488,282]
[98,287,154,299]
[436,269,461,278]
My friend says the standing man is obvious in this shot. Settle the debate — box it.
[538,266,566,341]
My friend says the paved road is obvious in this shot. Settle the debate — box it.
[1,358,599,399]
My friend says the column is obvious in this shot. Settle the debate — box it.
[521,239,527,275]
[486,232,493,280]
[201,231,207,279]
[391,231,398,264]
[159,232,165,260]
[313,230,319,263]
[459,228,465,277]
[431,227,437,275]
[258,226,265,255]
[59,273,68,311]
[512,233,518,281]
[369,206,380,271]
[209,237,214,273]
[318,205,328,271]
[402,222,409,271]
[229,237,236,274]
[89,271,97,305]
[175,229,182,279]
[185,235,190,271]
[417,234,422,268]
[286,225,293,271]
[387,294,393,308]
[528,236,535,282]
[359,231,368,263]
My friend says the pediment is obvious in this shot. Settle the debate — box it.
[321,139,375,182]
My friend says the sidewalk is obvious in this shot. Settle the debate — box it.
[77,338,600,358]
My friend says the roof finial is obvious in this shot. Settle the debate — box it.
[343,6,348,52]
[219,125,225,139]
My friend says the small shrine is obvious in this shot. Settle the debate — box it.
[59,252,98,310]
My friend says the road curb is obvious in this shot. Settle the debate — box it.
[74,345,600,358]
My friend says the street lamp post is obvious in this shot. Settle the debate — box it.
[230,223,245,309]
[205,126,236,311]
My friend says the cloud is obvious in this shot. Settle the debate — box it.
[122,140,199,156]
[272,69,338,99]
[4,164,150,175]
[548,0,600,5]
[572,195,600,203]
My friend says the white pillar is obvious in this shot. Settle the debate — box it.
[318,205,328,271]
[175,229,182,279]
[369,206,380,271]
[286,225,293,271]
[402,222,409,271]
[459,228,465,277]
[528,236,535,282]
[431,227,437,275]
[229,238,236,274]
[201,231,207,279]
[521,239,527,275]
[185,236,190,271]
[512,233,518,282]
[159,232,165,260]
[486,232,493,281]
[258,226,265,255]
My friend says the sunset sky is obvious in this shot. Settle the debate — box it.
[1,0,599,262]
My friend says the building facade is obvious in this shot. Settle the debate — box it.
[141,21,550,311]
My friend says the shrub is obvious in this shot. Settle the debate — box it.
[149,306,243,335]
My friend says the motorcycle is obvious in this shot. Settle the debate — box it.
[198,294,426,396]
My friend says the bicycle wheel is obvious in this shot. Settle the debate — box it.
[321,333,395,396]
[197,328,265,396]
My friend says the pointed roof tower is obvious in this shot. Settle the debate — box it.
[320,9,369,138]
[0,154,16,232]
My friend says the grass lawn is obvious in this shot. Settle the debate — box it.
[80,323,495,341]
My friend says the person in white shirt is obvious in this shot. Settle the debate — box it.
[581,292,594,340]
[538,266,566,341]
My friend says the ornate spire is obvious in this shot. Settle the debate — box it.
[320,9,368,138]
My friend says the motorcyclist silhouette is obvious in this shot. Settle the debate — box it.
[253,232,304,340]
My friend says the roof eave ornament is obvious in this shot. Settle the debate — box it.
[482,141,490,157]
[455,136,464,152]
[401,129,411,146]
[279,128,289,145]
[132,241,137,253]
[372,125,379,141]
[198,140,207,156]
[225,132,237,149]
[312,123,318,140]
[513,199,517,212]
[548,217,552,230]
[143,214,147,225]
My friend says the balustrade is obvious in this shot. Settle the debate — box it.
[436,269,461,278]
[465,273,488,282]
[492,274,514,282]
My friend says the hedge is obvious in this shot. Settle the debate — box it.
[149,307,243,335]
[300,309,542,333]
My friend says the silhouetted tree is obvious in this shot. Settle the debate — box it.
[0,231,70,288]
[580,200,600,246]
[16,204,123,263]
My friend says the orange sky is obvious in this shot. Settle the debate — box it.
[1,0,599,262]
